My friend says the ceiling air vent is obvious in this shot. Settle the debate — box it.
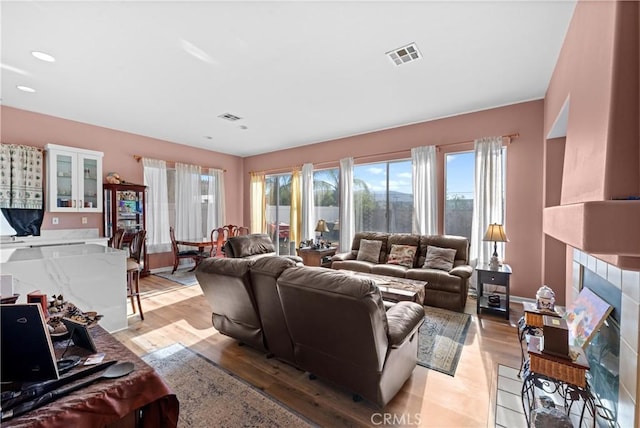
[386,42,421,66]
[218,113,242,121]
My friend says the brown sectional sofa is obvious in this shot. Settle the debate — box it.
[195,256,424,407]
[331,232,473,312]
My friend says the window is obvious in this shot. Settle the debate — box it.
[265,174,292,255]
[444,152,474,240]
[353,160,413,233]
[445,149,506,241]
[167,169,218,237]
[313,168,339,244]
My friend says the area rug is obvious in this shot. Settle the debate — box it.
[153,269,198,286]
[143,343,314,427]
[417,306,471,376]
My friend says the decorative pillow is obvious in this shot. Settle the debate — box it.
[386,244,417,268]
[423,246,457,271]
[356,239,382,263]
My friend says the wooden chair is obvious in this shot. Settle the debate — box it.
[110,228,125,249]
[210,227,228,257]
[169,226,209,273]
[236,226,250,236]
[127,229,146,320]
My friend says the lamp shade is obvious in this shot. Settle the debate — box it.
[315,219,329,233]
[332,220,339,231]
[483,223,509,242]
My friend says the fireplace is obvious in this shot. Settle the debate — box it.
[571,249,640,428]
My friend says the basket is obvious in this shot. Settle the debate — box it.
[529,353,586,388]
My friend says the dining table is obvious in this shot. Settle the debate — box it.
[175,238,214,271]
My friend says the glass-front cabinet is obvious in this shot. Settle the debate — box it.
[45,144,103,212]
[103,183,146,244]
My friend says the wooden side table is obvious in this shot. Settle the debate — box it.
[476,264,512,319]
[517,302,564,376]
[296,247,337,267]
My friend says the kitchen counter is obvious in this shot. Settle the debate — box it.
[1,243,127,332]
[0,228,109,249]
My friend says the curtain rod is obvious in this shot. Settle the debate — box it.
[133,155,226,172]
[270,132,520,172]
[248,165,302,176]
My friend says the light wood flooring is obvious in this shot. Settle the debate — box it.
[113,274,524,427]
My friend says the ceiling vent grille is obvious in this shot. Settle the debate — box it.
[386,43,421,66]
[218,113,242,121]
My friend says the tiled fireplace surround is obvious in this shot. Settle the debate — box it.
[571,249,640,427]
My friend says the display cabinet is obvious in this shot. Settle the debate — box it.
[103,183,148,274]
[45,144,103,212]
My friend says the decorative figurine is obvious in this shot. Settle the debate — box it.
[536,285,556,311]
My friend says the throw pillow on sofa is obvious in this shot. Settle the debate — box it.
[423,245,457,271]
[357,239,382,263]
[386,244,417,268]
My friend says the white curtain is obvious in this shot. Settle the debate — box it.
[470,136,505,271]
[301,163,315,241]
[143,158,171,253]
[175,163,203,240]
[411,145,437,235]
[205,168,225,234]
[339,157,354,252]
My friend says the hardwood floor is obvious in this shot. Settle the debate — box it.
[113,274,523,427]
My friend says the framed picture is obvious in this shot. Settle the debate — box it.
[564,287,613,348]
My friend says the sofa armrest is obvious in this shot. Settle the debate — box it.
[332,251,355,262]
[450,264,473,279]
[385,302,424,348]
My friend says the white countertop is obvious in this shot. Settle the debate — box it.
[0,243,122,264]
[0,228,108,249]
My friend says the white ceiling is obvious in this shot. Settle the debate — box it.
[1,1,576,157]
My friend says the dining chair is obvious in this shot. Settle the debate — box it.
[169,226,209,273]
[210,227,227,257]
[236,226,250,236]
[126,229,146,320]
[110,228,125,249]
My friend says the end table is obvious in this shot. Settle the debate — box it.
[296,247,337,267]
[476,263,512,319]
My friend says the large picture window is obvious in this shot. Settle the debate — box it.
[265,173,292,255]
[353,160,412,233]
[312,168,339,244]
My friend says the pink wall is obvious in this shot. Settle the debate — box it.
[243,101,546,299]
[0,106,244,268]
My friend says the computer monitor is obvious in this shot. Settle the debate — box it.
[1,303,59,382]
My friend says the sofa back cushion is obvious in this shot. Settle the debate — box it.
[417,235,469,267]
[225,233,276,258]
[351,232,389,262]
[357,239,383,263]
[387,234,421,266]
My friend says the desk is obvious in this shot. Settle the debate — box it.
[3,326,179,427]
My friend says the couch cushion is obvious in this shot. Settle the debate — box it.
[350,232,389,260]
[371,263,409,278]
[417,235,469,267]
[332,260,376,273]
[386,244,417,268]
[423,245,456,271]
[225,234,276,258]
[406,268,464,293]
[357,239,383,263]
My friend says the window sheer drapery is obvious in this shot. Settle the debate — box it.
[301,163,315,242]
[411,145,437,235]
[175,163,203,241]
[205,168,225,234]
[339,157,354,252]
[250,172,266,234]
[143,158,171,253]
[470,136,505,271]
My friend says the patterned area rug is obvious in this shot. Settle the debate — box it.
[153,269,198,286]
[143,343,313,427]
[417,306,471,376]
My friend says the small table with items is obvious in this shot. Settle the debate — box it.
[1,325,179,427]
[476,264,512,319]
[296,247,337,267]
[521,336,595,427]
[517,302,564,376]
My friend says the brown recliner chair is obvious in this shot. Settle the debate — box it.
[195,257,266,351]
[277,267,424,407]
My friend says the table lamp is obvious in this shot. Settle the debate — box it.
[315,219,329,246]
[483,223,508,269]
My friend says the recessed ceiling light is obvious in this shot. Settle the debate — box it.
[386,42,421,66]
[17,85,36,93]
[31,51,55,62]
